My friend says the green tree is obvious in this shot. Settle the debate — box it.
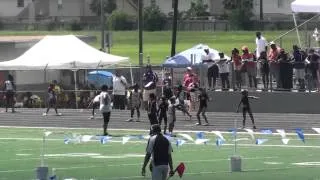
[223,0,254,30]
[185,0,210,19]
[144,4,167,31]
[90,0,117,16]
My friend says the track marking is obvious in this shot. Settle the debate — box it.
[292,162,320,166]
[264,162,283,165]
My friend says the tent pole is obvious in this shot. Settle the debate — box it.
[161,67,164,95]
[73,70,78,109]
[130,63,134,85]
[293,12,302,48]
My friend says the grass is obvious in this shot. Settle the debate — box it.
[0,30,303,65]
[1,127,320,180]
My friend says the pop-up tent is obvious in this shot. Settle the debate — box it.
[162,44,229,68]
[290,0,320,47]
[88,70,113,88]
[0,35,128,70]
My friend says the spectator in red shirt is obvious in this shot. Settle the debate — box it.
[183,67,198,91]
[232,48,242,90]
[241,46,257,88]
[268,42,281,88]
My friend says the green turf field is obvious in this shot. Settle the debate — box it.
[1,127,320,180]
[0,31,302,65]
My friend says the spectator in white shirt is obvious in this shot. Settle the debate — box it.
[202,48,219,90]
[113,70,127,110]
[255,32,268,58]
[217,53,230,90]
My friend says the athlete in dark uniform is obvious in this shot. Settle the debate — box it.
[158,96,168,134]
[196,88,209,126]
[237,90,258,129]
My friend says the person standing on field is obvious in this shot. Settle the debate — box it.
[100,85,111,136]
[113,70,127,110]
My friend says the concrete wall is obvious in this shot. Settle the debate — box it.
[207,91,320,114]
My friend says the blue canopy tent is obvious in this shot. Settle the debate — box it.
[87,70,113,88]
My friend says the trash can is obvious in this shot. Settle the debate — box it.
[36,166,48,180]
[230,156,242,172]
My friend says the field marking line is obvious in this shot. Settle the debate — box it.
[0,125,320,136]
[0,156,277,173]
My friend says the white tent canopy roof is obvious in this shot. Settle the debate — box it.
[291,0,320,13]
[0,35,129,70]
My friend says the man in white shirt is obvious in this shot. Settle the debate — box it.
[255,32,268,58]
[202,48,219,90]
[112,70,127,110]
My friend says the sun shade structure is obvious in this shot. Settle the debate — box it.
[0,35,129,70]
[162,44,229,68]
[291,0,320,13]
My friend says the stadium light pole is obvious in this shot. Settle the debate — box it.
[101,0,105,51]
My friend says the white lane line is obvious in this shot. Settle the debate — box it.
[0,156,277,173]
[0,126,319,136]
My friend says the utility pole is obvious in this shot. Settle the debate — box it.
[138,0,143,66]
[260,0,263,20]
[101,0,105,51]
[171,0,178,57]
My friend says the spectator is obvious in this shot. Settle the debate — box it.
[113,70,127,110]
[268,42,281,88]
[143,65,158,109]
[163,82,173,100]
[255,32,268,59]
[306,49,320,91]
[278,49,293,90]
[3,74,16,113]
[292,45,306,90]
[258,51,269,90]
[241,46,257,88]
[202,47,218,90]
[183,67,198,90]
[141,124,174,180]
[163,72,172,88]
[232,48,243,91]
[217,52,230,90]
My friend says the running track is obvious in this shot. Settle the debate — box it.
[0,109,319,132]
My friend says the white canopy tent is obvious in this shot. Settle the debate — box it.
[290,0,320,47]
[0,35,129,108]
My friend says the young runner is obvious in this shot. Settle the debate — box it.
[158,96,169,134]
[168,96,177,136]
[3,75,16,113]
[195,88,209,126]
[100,85,111,136]
[127,83,142,122]
[43,83,61,116]
[148,93,158,134]
[236,90,259,129]
[89,94,100,119]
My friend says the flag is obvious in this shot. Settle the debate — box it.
[229,128,237,137]
[261,129,273,135]
[195,139,209,144]
[255,139,268,145]
[212,131,225,141]
[176,139,186,147]
[175,163,185,178]
[64,138,70,144]
[312,127,320,134]
[216,138,224,147]
[296,128,305,143]
[244,129,255,140]
[122,136,131,145]
[196,132,205,139]
[81,135,93,142]
[276,129,286,138]
[177,133,194,142]
[100,136,111,144]
[44,131,52,137]
[281,138,290,145]
[164,134,172,141]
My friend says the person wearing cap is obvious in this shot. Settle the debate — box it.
[113,70,127,110]
[202,48,219,90]
[241,46,257,88]
[127,83,142,122]
[268,42,281,88]
[141,124,174,180]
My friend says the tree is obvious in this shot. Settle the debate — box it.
[223,0,254,30]
[185,0,210,19]
[144,4,167,31]
[90,0,117,16]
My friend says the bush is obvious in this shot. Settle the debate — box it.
[144,5,167,31]
[228,8,253,30]
[46,21,56,31]
[0,20,3,30]
[109,11,135,30]
[70,20,83,31]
